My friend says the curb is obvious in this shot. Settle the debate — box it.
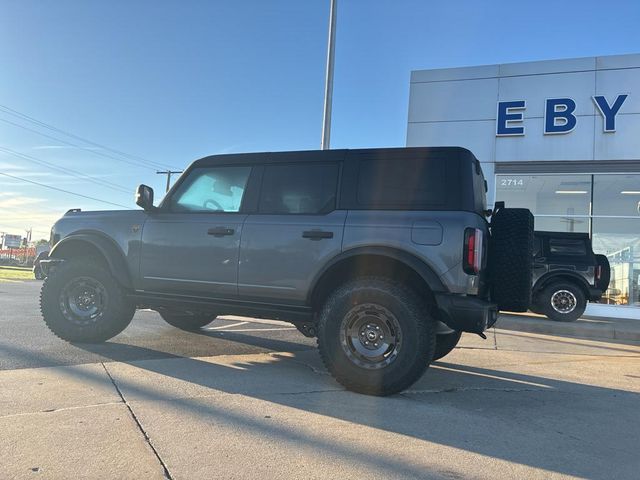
[495,314,640,342]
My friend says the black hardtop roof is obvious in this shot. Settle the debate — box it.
[190,146,477,168]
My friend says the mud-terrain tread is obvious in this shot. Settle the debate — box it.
[433,331,463,361]
[40,258,135,343]
[489,208,534,312]
[317,277,436,396]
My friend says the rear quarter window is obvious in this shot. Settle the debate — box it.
[549,239,587,256]
[356,158,446,208]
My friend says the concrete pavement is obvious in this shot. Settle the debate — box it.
[2,280,640,478]
[1,329,639,479]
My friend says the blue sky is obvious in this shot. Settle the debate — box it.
[1,0,639,238]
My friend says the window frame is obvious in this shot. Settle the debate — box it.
[254,161,342,216]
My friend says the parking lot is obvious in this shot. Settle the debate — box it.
[2,279,640,479]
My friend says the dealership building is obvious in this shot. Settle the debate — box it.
[407,53,640,318]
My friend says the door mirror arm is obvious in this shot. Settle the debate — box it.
[135,184,158,212]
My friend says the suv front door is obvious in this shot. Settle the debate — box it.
[238,159,345,304]
[139,165,252,297]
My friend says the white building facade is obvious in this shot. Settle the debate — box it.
[407,54,640,318]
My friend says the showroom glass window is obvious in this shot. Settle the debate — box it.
[258,163,339,214]
[592,175,640,307]
[496,173,640,306]
[495,175,591,233]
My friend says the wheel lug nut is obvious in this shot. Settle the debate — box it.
[364,341,369,345]
[375,326,380,330]
[374,343,378,347]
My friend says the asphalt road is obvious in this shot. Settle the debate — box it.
[0,280,315,370]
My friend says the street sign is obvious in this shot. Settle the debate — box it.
[2,234,22,248]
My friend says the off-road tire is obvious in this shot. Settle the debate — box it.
[489,208,534,312]
[160,312,217,330]
[433,331,463,361]
[529,292,545,315]
[595,254,611,293]
[317,277,436,396]
[541,282,586,322]
[34,267,44,280]
[40,258,135,343]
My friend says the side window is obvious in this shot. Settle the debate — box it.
[170,166,251,213]
[549,238,587,256]
[259,163,339,214]
[356,158,446,208]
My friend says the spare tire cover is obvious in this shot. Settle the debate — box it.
[595,254,611,293]
[489,208,534,312]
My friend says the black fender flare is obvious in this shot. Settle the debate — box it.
[533,271,591,297]
[307,246,447,305]
[49,233,133,289]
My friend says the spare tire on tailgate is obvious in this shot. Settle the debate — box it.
[595,254,611,293]
[489,206,534,312]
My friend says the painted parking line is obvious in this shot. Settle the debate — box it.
[208,327,297,333]
[218,316,294,327]
[209,321,249,330]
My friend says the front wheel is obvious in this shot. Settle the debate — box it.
[40,258,135,343]
[317,277,436,396]
[541,282,586,322]
[33,266,44,280]
[160,311,217,331]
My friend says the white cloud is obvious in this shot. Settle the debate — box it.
[0,196,47,208]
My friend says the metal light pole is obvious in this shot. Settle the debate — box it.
[321,0,337,150]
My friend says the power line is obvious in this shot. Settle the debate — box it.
[0,104,180,170]
[0,117,166,172]
[0,171,132,209]
[0,146,131,194]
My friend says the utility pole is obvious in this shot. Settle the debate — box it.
[321,0,337,150]
[156,170,183,193]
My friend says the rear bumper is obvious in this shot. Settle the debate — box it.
[588,287,603,302]
[434,293,498,334]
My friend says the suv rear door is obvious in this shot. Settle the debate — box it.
[238,154,345,304]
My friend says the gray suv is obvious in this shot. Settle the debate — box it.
[40,147,533,395]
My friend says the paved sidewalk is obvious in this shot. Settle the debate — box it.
[497,312,640,341]
[1,328,639,479]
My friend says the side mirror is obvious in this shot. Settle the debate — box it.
[135,184,156,211]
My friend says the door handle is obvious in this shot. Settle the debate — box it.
[302,230,333,240]
[207,227,235,237]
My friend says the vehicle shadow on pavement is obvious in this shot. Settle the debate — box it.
[4,338,636,479]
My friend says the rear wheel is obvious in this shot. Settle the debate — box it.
[160,311,217,331]
[541,282,586,322]
[433,331,462,361]
[40,258,135,343]
[317,277,436,396]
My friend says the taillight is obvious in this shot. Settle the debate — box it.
[463,228,483,275]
